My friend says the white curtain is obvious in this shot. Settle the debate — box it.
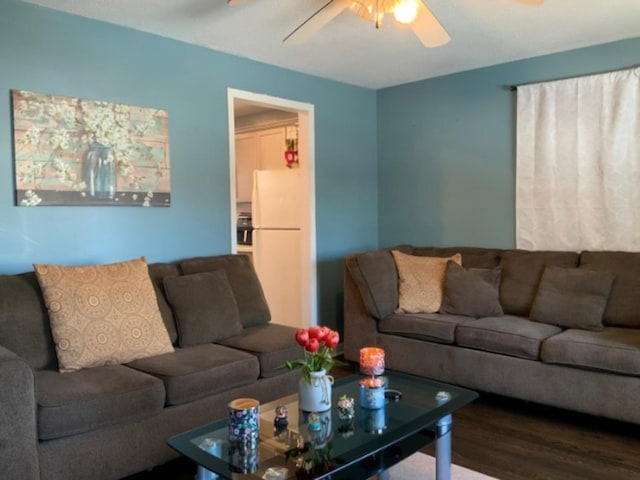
[516,67,640,251]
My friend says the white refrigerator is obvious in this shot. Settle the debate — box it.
[251,169,303,328]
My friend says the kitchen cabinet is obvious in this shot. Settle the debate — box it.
[235,132,259,203]
[235,126,291,202]
[257,128,287,170]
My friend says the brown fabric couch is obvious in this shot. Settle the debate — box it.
[344,246,640,425]
[0,254,301,480]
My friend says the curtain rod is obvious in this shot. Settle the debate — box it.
[507,64,639,92]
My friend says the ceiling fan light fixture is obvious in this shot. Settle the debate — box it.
[393,0,419,24]
[349,1,384,25]
[349,1,371,20]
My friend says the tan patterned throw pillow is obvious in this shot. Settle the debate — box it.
[34,257,174,373]
[392,250,462,313]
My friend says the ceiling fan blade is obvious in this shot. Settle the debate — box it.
[410,1,451,48]
[283,0,350,44]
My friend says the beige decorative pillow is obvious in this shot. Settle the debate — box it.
[392,250,462,313]
[34,257,174,373]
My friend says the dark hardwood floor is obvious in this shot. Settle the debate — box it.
[128,361,640,479]
[426,392,640,480]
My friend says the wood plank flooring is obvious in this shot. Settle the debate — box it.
[437,392,640,480]
[127,363,640,479]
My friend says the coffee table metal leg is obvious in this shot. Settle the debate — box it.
[436,414,453,480]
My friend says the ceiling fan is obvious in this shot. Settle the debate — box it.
[228,0,544,48]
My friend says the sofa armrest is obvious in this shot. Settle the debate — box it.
[0,345,39,480]
[343,263,382,363]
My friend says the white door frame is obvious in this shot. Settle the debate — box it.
[227,88,317,328]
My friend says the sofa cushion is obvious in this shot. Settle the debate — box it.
[379,312,471,344]
[34,257,174,373]
[147,262,180,344]
[126,344,259,406]
[411,247,502,269]
[392,250,462,313]
[217,323,301,378]
[0,272,57,369]
[163,271,243,347]
[36,364,165,440]
[456,315,562,360]
[530,266,615,331]
[344,249,399,320]
[499,250,579,316]
[579,251,640,328]
[541,327,640,376]
[440,262,503,318]
[180,255,270,328]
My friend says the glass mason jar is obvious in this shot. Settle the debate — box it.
[84,142,116,199]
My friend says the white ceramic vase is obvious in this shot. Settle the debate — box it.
[298,369,334,412]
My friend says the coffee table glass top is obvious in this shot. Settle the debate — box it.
[168,371,477,479]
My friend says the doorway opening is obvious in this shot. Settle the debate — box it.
[227,88,317,328]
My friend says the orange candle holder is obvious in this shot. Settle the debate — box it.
[359,347,385,376]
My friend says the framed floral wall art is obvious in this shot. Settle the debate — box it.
[11,90,170,206]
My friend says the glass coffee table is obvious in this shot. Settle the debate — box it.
[168,371,477,480]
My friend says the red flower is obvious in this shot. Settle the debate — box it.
[280,325,347,384]
[317,326,330,342]
[305,338,320,353]
[325,330,340,348]
[308,325,322,340]
[295,328,309,346]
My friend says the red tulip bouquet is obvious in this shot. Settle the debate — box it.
[282,326,347,384]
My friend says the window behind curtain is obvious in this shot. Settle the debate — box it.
[516,67,640,251]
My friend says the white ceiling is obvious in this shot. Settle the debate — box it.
[20,0,640,89]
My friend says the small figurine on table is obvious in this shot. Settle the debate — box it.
[274,405,289,434]
[337,395,356,433]
[307,412,322,431]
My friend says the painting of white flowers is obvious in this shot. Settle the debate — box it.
[12,90,170,206]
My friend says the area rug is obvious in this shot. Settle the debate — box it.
[387,452,499,480]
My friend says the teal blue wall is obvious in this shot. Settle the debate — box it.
[3,0,639,331]
[377,38,640,249]
[0,1,378,330]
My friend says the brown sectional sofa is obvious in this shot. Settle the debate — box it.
[0,254,301,480]
[344,246,640,425]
